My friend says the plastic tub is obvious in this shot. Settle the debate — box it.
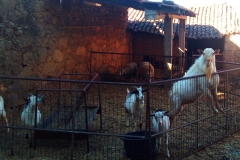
[121,131,156,160]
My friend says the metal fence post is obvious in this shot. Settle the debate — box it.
[70,83,77,160]
[145,73,151,160]
[225,72,229,135]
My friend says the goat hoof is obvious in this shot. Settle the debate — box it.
[213,109,219,114]
[219,107,224,113]
[139,124,142,131]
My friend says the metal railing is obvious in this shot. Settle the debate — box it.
[0,62,239,159]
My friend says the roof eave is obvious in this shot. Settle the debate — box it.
[90,0,196,17]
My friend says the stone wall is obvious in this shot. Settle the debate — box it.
[0,0,131,78]
[0,0,131,106]
[224,34,240,69]
[224,34,240,61]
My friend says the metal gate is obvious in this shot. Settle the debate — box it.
[0,61,240,159]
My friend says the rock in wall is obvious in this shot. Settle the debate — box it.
[0,0,132,106]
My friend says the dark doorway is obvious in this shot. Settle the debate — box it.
[186,37,225,69]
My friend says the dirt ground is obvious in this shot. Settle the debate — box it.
[182,131,240,160]
[0,82,239,160]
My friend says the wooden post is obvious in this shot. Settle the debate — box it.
[163,14,173,80]
[179,19,186,73]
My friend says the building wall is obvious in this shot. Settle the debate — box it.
[132,32,181,64]
[224,34,240,62]
[223,34,240,76]
[0,0,131,105]
[0,0,131,78]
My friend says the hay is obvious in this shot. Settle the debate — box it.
[0,82,240,159]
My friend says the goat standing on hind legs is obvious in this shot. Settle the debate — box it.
[168,48,224,127]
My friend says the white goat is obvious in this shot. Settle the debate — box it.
[168,48,223,126]
[0,96,9,132]
[152,109,170,158]
[124,86,145,131]
[21,94,43,147]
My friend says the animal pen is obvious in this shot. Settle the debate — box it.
[90,50,186,82]
[0,60,240,159]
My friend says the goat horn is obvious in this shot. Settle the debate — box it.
[130,90,138,94]
[38,94,44,98]
[23,98,29,101]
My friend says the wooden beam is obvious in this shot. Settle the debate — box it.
[163,14,173,80]
[145,11,189,20]
[179,19,186,73]
[168,14,187,20]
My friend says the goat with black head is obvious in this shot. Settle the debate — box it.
[21,94,44,148]
[152,109,170,158]
[124,86,146,131]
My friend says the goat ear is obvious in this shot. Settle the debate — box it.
[38,94,45,100]
[27,93,33,98]
[23,97,29,101]
[198,49,203,54]
[127,88,130,93]
[214,49,220,55]
[38,94,44,98]
[37,95,44,103]
[164,111,169,115]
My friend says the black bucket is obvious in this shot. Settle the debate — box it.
[121,131,156,160]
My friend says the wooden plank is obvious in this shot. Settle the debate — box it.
[168,14,187,20]
[39,93,85,129]
[40,104,99,131]
[192,53,224,57]
[39,106,63,128]
[179,19,186,73]
[65,106,100,130]
[163,14,173,80]
[35,130,88,140]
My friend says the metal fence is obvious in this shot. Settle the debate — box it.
[0,61,240,159]
[90,50,187,81]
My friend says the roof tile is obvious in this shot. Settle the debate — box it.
[128,3,240,39]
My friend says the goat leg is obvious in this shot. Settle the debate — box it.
[3,113,9,132]
[205,89,219,114]
[166,133,170,158]
[211,88,224,113]
[158,137,162,153]
[139,116,142,131]
[168,109,181,128]
[156,137,159,153]
[125,114,130,127]
[25,132,29,139]
[131,115,136,131]
[168,96,182,128]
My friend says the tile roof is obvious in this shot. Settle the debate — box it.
[94,0,196,17]
[128,3,240,39]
